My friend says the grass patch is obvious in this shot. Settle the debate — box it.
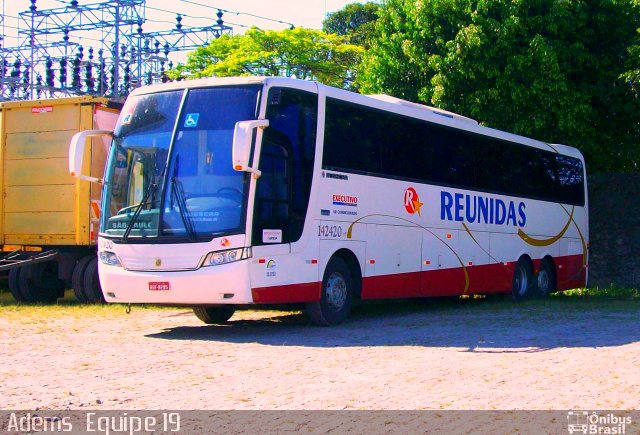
[558,285,640,299]
[1,285,638,323]
[0,288,183,322]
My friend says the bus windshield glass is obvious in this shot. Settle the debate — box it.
[100,85,261,240]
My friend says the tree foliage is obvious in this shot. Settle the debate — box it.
[322,2,381,48]
[170,27,364,90]
[358,0,640,173]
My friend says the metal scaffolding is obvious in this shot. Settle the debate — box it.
[0,0,232,101]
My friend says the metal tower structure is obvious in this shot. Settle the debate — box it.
[0,0,233,102]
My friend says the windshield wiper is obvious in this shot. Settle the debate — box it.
[171,177,196,241]
[122,182,157,242]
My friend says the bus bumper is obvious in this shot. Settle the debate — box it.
[99,260,254,305]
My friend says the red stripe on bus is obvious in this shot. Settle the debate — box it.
[251,254,586,304]
[362,263,513,299]
[363,254,585,299]
[252,281,321,304]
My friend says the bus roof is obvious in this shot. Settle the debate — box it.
[127,76,583,161]
[366,94,478,125]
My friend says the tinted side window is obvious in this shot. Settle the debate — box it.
[323,97,585,206]
[255,140,291,235]
[253,88,318,245]
[324,99,381,173]
[556,155,585,205]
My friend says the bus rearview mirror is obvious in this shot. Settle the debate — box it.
[69,129,113,184]
[232,119,269,179]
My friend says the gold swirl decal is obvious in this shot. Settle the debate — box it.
[517,206,574,246]
[560,205,588,267]
[346,214,470,294]
[461,222,512,270]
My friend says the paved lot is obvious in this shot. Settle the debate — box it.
[1,298,639,410]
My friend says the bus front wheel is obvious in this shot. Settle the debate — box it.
[307,256,353,326]
[193,306,235,324]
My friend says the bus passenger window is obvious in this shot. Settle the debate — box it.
[254,138,291,242]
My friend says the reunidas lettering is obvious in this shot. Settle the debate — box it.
[440,191,526,227]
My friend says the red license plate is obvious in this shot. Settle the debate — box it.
[149,282,170,291]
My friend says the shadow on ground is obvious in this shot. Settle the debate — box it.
[146,297,640,351]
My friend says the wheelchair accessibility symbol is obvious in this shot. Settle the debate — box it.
[184,113,200,128]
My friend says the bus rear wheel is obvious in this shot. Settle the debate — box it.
[536,257,556,297]
[193,306,236,324]
[512,257,535,301]
[306,256,353,326]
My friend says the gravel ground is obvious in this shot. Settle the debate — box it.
[1,299,639,410]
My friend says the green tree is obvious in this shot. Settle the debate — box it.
[623,30,640,96]
[170,27,363,90]
[322,2,380,48]
[359,0,640,172]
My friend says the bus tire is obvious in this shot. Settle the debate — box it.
[512,257,535,301]
[71,256,93,303]
[536,257,556,297]
[18,262,64,303]
[8,267,26,302]
[83,257,106,304]
[306,256,353,326]
[193,306,235,324]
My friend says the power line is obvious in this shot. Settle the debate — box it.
[224,21,249,30]
[179,0,295,28]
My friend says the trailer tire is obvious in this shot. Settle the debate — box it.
[8,267,26,302]
[18,262,64,303]
[193,306,236,324]
[72,256,93,303]
[82,257,105,304]
[306,256,354,326]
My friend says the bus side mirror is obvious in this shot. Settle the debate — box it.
[232,119,269,179]
[69,129,113,184]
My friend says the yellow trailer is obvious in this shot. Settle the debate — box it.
[0,96,120,302]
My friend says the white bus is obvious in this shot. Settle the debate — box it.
[69,77,588,325]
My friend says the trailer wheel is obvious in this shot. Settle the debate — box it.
[193,306,236,324]
[512,257,535,301]
[82,257,105,304]
[306,256,354,326]
[71,256,93,303]
[8,267,26,302]
[536,257,556,297]
[18,261,64,303]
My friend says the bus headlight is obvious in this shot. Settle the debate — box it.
[98,251,122,267]
[203,247,251,267]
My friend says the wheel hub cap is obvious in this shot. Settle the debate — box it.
[326,272,347,311]
[516,268,528,296]
[538,270,549,293]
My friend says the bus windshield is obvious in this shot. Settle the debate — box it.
[100,85,261,241]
